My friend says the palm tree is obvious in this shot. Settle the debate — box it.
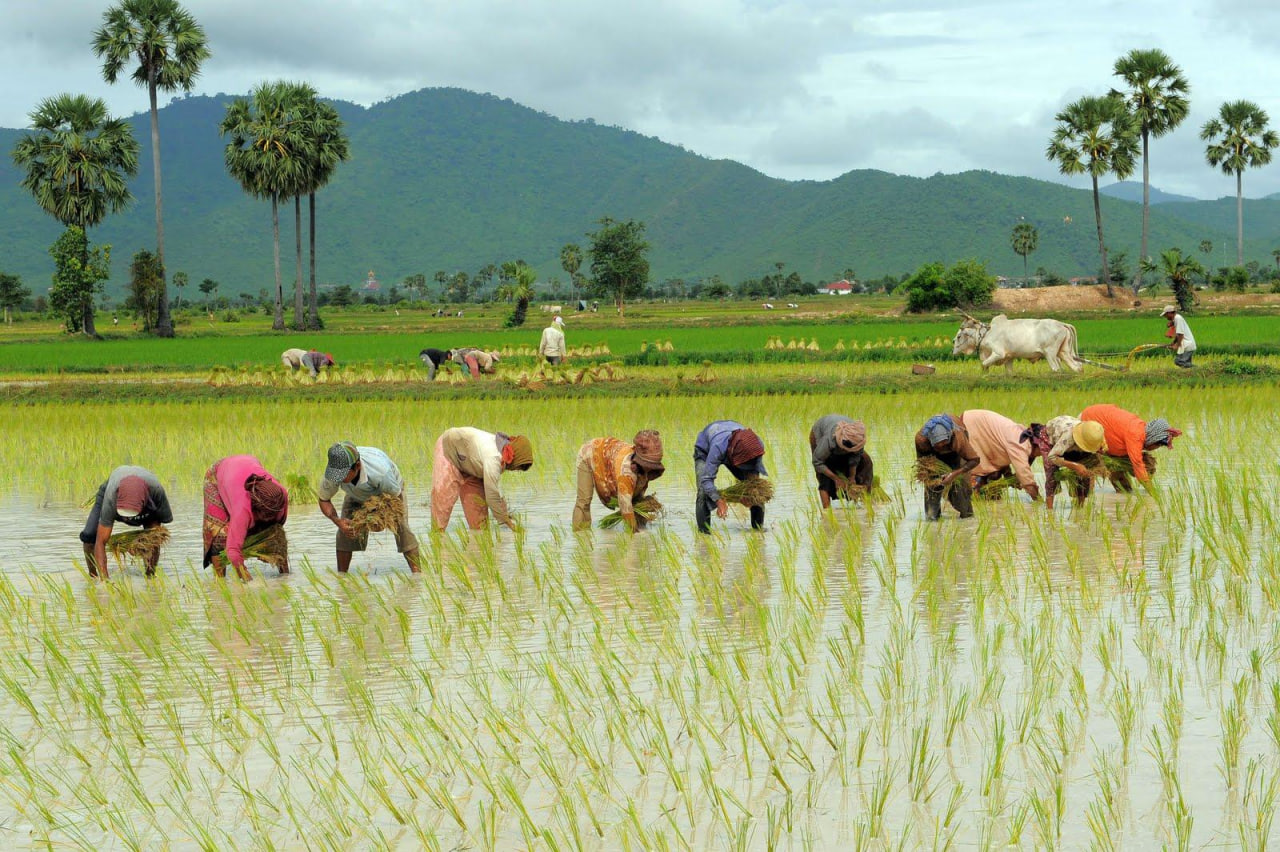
[560,243,582,303]
[94,0,210,338]
[1199,239,1215,288]
[497,261,538,327]
[220,81,311,330]
[1010,222,1039,280]
[10,94,139,337]
[1201,100,1280,266]
[1046,95,1139,297]
[1111,49,1190,293]
[1140,248,1203,313]
[1273,248,1280,274]
[299,98,349,330]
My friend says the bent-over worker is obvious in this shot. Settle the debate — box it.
[202,455,289,580]
[573,430,665,531]
[318,442,421,573]
[281,347,308,369]
[914,414,978,520]
[694,420,767,533]
[1079,404,1181,490]
[431,428,533,530]
[419,347,451,381]
[1042,416,1108,510]
[962,409,1043,502]
[451,348,499,378]
[809,415,873,509]
[300,350,335,377]
[80,465,173,579]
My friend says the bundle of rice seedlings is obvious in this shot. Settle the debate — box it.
[839,476,889,503]
[694,361,717,383]
[1100,452,1157,481]
[230,525,289,569]
[914,457,954,489]
[107,527,169,565]
[722,477,774,507]
[975,475,1021,500]
[834,340,846,351]
[1051,456,1109,491]
[285,474,317,502]
[599,495,664,529]
[348,494,405,535]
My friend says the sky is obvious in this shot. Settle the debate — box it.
[2,0,1277,201]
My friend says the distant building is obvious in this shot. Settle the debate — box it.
[819,279,855,295]
[1068,276,1098,286]
[361,270,381,292]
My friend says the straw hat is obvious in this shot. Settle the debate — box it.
[1071,421,1107,454]
[1160,305,1178,316]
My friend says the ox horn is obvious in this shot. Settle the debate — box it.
[959,310,980,323]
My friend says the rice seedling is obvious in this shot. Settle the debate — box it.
[598,494,664,529]
[105,527,170,567]
[720,477,775,507]
[226,525,289,571]
[346,493,405,535]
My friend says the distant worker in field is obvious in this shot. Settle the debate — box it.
[431,427,533,530]
[962,409,1044,502]
[202,455,289,580]
[572,430,666,531]
[80,465,173,579]
[281,347,307,369]
[694,420,767,533]
[1041,416,1108,510]
[809,415,873,509]
[418,347,452,381]
[1161,305,1196,368]
[538,315,567,365]
[301,350,335,377]
[914,413,977,520]
[318,442,421,573]
[1079,404,1181,490]
[450,347,500,378]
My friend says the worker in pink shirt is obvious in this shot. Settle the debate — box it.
[201,455,289,580]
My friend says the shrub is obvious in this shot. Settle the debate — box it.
[900,259,996,313]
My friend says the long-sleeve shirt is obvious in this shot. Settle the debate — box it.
[212,455,288,566]
[961,409,1036,489]
[316,446,404,504]
[579,438,643,513]
[810,414,861,475]
[1044,416,1084,466]
[694,420,767,501]
[1080,404,1151,481]
[99,465,173,527]
[440,427,512,524]
[538,326,566,358]
[913,414,979,467]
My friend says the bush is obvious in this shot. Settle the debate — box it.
[900,259,997,313]
[221,310,241,323]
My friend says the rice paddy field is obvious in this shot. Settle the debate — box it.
[2,384,1279,849]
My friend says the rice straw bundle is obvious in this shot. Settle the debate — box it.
[721,477,774,507]
[348,494,405,535]
[231,525,289,569]
[914,457,953,489]
[106,527,169,566]
[599,495,664,529]
[839,477,889,503]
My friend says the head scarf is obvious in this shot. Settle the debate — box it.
[1144,418,1182,448]
[246,474,287,519]
[632,430,665,476]
[324,441,360,486]
[834,420,866,453]
[323,353,335,366]
[115,475,149,515]
[502,435,534,470]
[922,414,955,447]
[727,428,765,467]
[1019,423,1053,457]
[553,316,564,327]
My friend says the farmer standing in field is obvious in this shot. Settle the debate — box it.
[538,315,567,365]
[418,347,452,381]
[318,442,421,573]
[80,465,173,579]
[694,420,768,533]
[914,414,978,520]
[1079,404,1181,490]
[431,427,533,530]
[1162,305,1196,368]
[962,409,1044,502]
[202,455,289,580]
[1042,416,1108,510]
[809,415,873,509]
[572,430,665,531]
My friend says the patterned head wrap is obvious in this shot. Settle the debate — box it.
[727,428,765,467]
[632,430,665,476]
[115,475,149,515]
[834,420,866,453]
[1019,423,1053,457]
[1144,418,1182,448]
[503,435,534,471]
[923,414,955,447]
[324,441,360,486]
[246,475,287,519]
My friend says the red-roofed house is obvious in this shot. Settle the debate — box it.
[819,279,855,295]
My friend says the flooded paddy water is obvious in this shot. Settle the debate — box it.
[0,388,1277,848]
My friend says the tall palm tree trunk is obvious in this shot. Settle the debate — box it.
[271,194,284,331]
[293,196,304,329]
[148,75,174,338]
[1135,130,1149,293]
[1236,170,1244,266]
[307,192,319,329]
[1091,175,1112,298]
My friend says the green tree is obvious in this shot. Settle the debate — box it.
[1010,222,1039,280]
[1111,49,1190,292]
[0,273,31,324]
[1201,100,1279,266]
[198,277,217,305]
[899,259,997,313]
[49,227,112,334]
[297,95,349,330]
[1046,95,1139,298]
[220,81,312,330]
[1140,248,1202,312]
[94,0,210,338]
[171,270,187,309]
[328,284,355,307]
[10,94,139,337]
[1273,248,1280,273]
[125,249,165,330]
[560,243,582,302]
[497,261,537,327]
[1199,240,1215,288]
[587,217,650,318]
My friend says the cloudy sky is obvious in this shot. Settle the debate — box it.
[2,0,1276,200]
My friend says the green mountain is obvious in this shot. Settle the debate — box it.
[2,87,1276,298]
[1100,180,1198,205]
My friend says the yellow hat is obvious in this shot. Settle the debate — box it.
[1071,421,1107,454]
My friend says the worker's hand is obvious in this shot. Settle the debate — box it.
[1025,484,1042,502]
[716,499,728,519]
[1045,494,1056,510]
[940,471,959,487]
[336,518,355,537]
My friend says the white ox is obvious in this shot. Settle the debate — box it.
[951,314,1082,373]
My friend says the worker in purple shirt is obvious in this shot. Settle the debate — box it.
[693,420,767,533]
